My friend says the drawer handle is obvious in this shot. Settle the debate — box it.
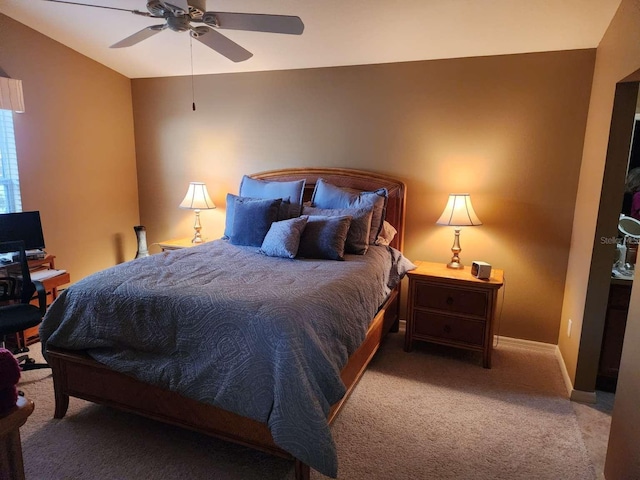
[443,325,452,334]
[446,296,454,305]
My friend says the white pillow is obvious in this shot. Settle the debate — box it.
[375,221,397,246]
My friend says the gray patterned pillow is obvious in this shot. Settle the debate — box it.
[297,215,352,261]
[260,216,309,259]
[239,175,305,205]
[229,197,282,247]
[310,178,388,245]
[224,194,300,239]
[302,206,373,255]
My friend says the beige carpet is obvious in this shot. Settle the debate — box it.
[17,331,596,479]
[572,390,614,480]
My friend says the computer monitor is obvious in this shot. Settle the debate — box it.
[0,211,46,251]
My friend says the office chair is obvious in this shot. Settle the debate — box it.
[0,240,50,370]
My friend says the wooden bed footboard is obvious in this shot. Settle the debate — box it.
[47,288,400,480]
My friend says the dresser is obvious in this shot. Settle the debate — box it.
[405,261,504,368]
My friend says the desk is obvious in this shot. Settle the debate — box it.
[0,396,34,480]
[28,255,69,300]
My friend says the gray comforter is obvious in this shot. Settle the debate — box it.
[40,240,415,477]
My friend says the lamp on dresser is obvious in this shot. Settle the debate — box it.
[179,182,216,244]
[0,77,25,113]
[436,193,482,269]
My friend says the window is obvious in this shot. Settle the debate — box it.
[0,109,22,213]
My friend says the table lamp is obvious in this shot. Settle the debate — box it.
[436,193,482,269]
[0,77,25,113]
[179,182,216,243]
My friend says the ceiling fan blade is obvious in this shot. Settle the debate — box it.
[203,12,304,35]
[41,0,152,16]
[110,25,166,48]
[192,28,253,63]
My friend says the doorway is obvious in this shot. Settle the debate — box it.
[573,79,638,394]
[596,112,640,393]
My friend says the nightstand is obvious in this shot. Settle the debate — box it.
[405,261,504,368]
[157,237,210,251]
[0,395,34,480]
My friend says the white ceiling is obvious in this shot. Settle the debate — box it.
[0,0,622,79]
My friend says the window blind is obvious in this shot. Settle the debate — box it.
[0,109,22,213]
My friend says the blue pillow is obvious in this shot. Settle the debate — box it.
[302,206,373,255]
[260,216,309,259]
[229,197,282,247]
[310,178,387,245]
[297,215,352,261]
[224,194,300,239]
[278,199,302,220]
[239,176,305,205]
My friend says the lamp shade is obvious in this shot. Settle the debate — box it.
[179,182,216,210]
[436,193,482,226]
[0,77,25,113]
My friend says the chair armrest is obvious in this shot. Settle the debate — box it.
[32,280,47,315]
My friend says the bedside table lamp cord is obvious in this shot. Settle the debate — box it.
[493,274,507,348]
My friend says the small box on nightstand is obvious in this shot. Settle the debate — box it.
[471,261,492,279]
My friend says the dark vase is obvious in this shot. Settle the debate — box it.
[134,225,150,259]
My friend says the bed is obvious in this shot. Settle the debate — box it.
[41,167,410,479]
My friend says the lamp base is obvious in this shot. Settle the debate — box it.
[446,227,464,269]
[191,209,203,244]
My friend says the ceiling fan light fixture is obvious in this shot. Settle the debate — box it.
[167,15,191,32]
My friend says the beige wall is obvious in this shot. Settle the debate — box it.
[132,50,595,344]
[559,0,640,388]
[555,0,640,476]
[8,7,639,475]
[0,14,139,282]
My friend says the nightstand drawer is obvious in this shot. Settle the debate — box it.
[414,283,488,317]
[413,311,485,347]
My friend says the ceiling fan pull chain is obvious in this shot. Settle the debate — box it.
[190,35,196,112]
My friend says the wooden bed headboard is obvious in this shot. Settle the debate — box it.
[250,168,406,251]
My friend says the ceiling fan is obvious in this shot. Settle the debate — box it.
[42,0,305,62]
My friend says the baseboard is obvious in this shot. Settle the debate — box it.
[495,336,597,403]
[553,346,577,400]
[569,388,598,403]
[553,345,597,404]
[494,335,557,353]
